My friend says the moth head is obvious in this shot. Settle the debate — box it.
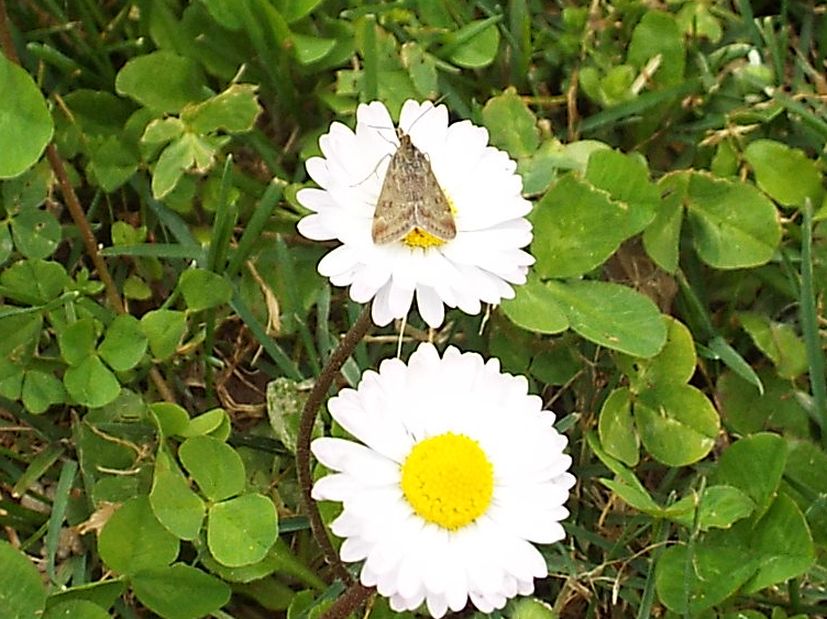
[395,127,414,150]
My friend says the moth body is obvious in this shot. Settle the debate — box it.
[371,129,457,245]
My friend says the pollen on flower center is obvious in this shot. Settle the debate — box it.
[402,196,458,249]
[400,432,494,530]
[403,228,446,248]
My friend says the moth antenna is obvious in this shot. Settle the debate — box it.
[402,95,447,135]
[364,123,399,148]
[349,150,393,188]
[367,97,446,143]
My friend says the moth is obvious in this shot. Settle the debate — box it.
[371,128,457,245]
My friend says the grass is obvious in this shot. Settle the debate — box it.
[0,1,826,618]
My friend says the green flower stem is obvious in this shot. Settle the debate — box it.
[296,303,373,584]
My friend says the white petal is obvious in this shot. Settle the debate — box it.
[402,101,449,156]
[340,536,371,562]
[516,577,535,595]
[304,157,331,188]
[318,245,360,278]
[487,501,569,543]
[349,263,390,303]
[296,213,335,241]
[329,510,360,536]
[295,187,332,212]
[357,101,394,135]
[415,285,445,327]
[371,283,397,325]
[311,473,359,501]
[425,593,449,618]
[309,438,398,483]
[390,590,424,612]
[469,591,496,612]
[388,278,415,317]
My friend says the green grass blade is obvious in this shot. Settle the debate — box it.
[230,290,302,380]
[135,179,200,251]
[579,79,702,133]
[736,0,762,47]
[704,337,764,395]
[207,156,238,274]
[45,459,77,582]
[237,0,298,115]
[227,179,285,277]
[439,14,503,58]
[100,244,206,260]
[315,284,331,363]
[773,92,827,140]
[361,15,378,102]
[11,444,64,498]
[800,200,827,441]
[508,0,530,87]
[638,517,670,618]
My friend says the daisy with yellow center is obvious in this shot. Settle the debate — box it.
[311,343,575,617]
[296,100,534,328]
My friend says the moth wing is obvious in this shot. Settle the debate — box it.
[414,167,456,241]
[372,170,416,244]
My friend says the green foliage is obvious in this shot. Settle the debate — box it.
[141,309,187,360]
[744,140,824,208]
[544,279,666,357]
[600,317,718,466]
[179,435,245,501]
[63,355,121,408]
[179,268,232,311]
[500,274,568,335]
[482,88,540,157]
[11,208,62,259]
[130,564,231,619]
[99,315,149,372]
[116,51,208,113]
[0,54,53,178]
[0,541,47,617]
[99,495,180,574]
[207,493,278,566]
[43,600,111,619]
[2,0,827,618]
[149,449,205,540]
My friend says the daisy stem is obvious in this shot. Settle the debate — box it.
[320,583,375,619]
[296,303,373,585]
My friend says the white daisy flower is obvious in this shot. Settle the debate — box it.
[311,343,575,617]
[296,99,534,328]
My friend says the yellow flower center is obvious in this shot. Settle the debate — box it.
[403,228,445,248]
[401,197,457,249]
[400,432,494,530]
